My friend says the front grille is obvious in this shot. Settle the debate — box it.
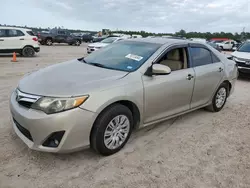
[236,61,250,68]
[13,118,33,141]
[18,101,33,109]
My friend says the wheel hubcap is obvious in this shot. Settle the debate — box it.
[104,115,130,150]
[215,87,227,108]
[24,47,34,57]
[47,40,52,45]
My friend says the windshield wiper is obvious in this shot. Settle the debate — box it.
[87,62,106,68]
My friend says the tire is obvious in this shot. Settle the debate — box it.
[45,38,53,46]
[220,46,223,51]
[205,83,229,112]
[90,104,133,156]
[22,46,35,57]
[75,40,81,46]
[39,41,45,45]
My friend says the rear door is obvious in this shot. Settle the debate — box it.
[6,29,25,49]
[0,29,8,50]
[189,44,224,108]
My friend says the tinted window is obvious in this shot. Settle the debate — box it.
[238,42,250,53]
[58,31,66,35]
[190,47,213,67]
[8,29,24,37]
[26,31,35,36]
[211,53,220,63]
[83,41,161,72]
[0,29,7,37]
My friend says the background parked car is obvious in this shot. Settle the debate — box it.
[87,37,122,53]
[37,29,82,46]
[0,26,40,57]
[217,40,237,50]
[207,42,221,52]
[231,41,250,76]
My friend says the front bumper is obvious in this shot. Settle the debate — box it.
[9,92,96,153]
[238,66,250,74]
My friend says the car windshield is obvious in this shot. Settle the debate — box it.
[82,41,161,72]
[237,42,250,52]
[101,37,118,43]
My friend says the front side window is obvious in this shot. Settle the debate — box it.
[0,29,7,37]
[158,47,188,71]
[190,47,213,67]
[82,41,161,72]
[58,31,66,35]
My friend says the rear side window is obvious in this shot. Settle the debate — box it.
[190,47,213,67]
[26,31,35,36]
[8,29,25,37]
[0,29,7,37]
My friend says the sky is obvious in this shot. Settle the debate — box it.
[0,0,250,33]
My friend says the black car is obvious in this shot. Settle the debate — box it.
[38,29,82,46]
[82,34,94,42]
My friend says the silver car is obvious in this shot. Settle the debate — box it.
[10,38,238,155]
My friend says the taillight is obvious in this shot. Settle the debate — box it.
[32,37,38,41]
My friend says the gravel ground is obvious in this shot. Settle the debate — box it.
[0,45,250,188]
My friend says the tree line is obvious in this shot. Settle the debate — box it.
[1,24,249,41]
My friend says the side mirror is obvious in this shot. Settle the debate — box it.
[226,54,233,60]
[145,64,171,76]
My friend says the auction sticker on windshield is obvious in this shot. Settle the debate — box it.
[125,54,143,61]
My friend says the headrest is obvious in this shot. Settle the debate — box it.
[167,49,180,61]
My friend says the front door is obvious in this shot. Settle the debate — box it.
[189,45,224,108]
[142,46,195,123]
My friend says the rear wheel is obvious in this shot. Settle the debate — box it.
[22,46,35,57]
[90,104,133,156]
[46,38,53,46]
[206,83,228,112]
[75,40,81,46]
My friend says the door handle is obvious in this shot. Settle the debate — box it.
[186,74,194,80]
[0,39,4,41]
[218,67,223,72]
[19,38,24,40]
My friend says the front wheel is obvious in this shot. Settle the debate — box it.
[205,83,228,112]
[90,104,133,156]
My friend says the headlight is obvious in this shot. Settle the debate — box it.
[31,96,88,114]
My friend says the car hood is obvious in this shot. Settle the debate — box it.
[232,51,250,60]
[18,59,128,97]
[88,43,109,48]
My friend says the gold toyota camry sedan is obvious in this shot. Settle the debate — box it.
[10,38,238,155]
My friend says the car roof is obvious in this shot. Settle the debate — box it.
[0,26,31,31]
[127,37,191,45]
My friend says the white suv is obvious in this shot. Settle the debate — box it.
[0,27,40,57]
